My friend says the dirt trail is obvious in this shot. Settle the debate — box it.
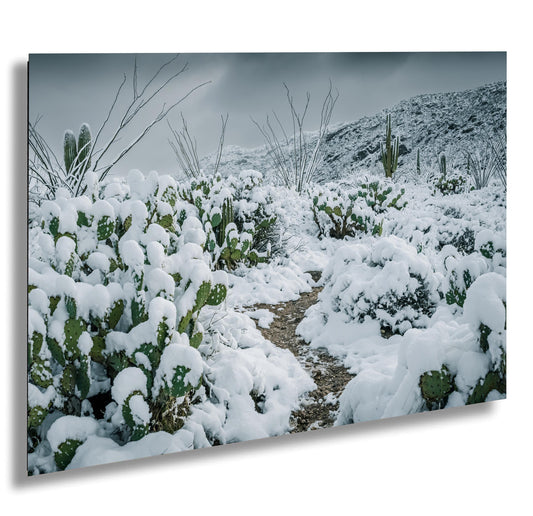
[252,272,354,433]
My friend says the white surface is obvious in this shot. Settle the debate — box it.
[1,2,531,514]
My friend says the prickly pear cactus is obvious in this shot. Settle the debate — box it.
[419,366,454,409]
[27,170,228,473]
[310,183,384,239]
[178,171,277,270]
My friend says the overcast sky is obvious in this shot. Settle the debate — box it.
[29,52,506,176]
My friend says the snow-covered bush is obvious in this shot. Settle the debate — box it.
[178,170,278,270]
[28,170,228,470]
[418,271,506,409]
[300,236,440,337]
[356,178,407,213]
[335,270,506,424]
[431,169,470,195]
[462,272,506,404]
[441,250,489,307]
[310,184,382,239]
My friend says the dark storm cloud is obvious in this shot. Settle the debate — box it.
[29,52,505,176]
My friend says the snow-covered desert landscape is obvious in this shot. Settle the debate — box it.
[27,54,506,474]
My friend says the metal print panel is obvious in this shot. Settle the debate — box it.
[27,52,506,474]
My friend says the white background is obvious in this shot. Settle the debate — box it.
[1,2,531,514]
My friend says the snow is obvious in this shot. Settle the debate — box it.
[111,367,148,405]
[463,273,506,333]
[120,240,145,269]
[152,342,203,398]
[245,308,274,328]
[46,416,100,452]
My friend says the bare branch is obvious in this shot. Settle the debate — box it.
[97,80,209,182]
[254,83,338,192]
[168,112,228,179]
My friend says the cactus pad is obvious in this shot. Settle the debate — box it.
[419,366,454,409]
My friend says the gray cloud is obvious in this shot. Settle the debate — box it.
[29,52,506,176]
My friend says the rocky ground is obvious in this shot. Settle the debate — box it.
[253,272,354,433]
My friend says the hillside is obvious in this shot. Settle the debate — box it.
[204,81,506,182]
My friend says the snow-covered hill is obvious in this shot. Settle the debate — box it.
[204,81,506,182]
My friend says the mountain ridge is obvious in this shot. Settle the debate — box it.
[202,81,506,182]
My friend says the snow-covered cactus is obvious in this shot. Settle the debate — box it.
[77,123,92,172]
[63,124,93,184]
[419,366,454,410]
[432,166,469,195]
[356,179,407,213]
[310,184,382,239]
[179,172,277,270]
[463,273,506,404]
[439,153,447,177]
[63,131,77,174]
[443,252,489,308]
[380,114,399,178]
[27,170,229,472]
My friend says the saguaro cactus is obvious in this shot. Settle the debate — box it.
[380,114,399,178]
[77,123,92,171]
[64,131,78,174]
[63,124,93,181]
[439,154,447,177]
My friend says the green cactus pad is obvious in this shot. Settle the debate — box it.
[156,320,171,349]
[61,363,77,395]
[122,391,150,435]
[31,331,44,360]
[161,187,177,207]
[75,356,91,399]
[65,296,77,318]
[97,215,115,241]
[467,371,505,405]
[77,211,91,227]
[419,365,454,408]
[206,283,227,306]
[54,438,83,471]
[231,249,242,262]
[30,358,53,389]
[178,310,193,334]
[106,299,124,330]
[47,336,65,366]
[189,332,203,349]
[28,405,47,429]
[131,296,148,326]
[49,217,60,237]
[64,318,85,360]
[157,214,174,230]
[106,351,130,378]
[89,335,105,364]
[135,342,161,370]
[169,365,194,398]
[194,281,212,312]
[210,212,222,228]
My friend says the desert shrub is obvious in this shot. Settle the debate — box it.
[441,251,489,308]
[178,170,278,270]
[310,184,382,239]
[310,179,407,239]
[318,236,440,334]
[355,178,407,213]
[27,170,227,471]
[421,272,506,409]
[432,169,469,195]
